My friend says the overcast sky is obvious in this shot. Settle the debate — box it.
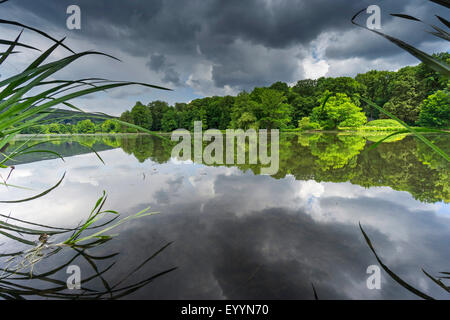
[0,0,448,115]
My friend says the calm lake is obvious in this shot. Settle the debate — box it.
[1,133,449,299]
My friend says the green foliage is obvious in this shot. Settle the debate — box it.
[417,90,450,128]
[355,70,396,118]
[269,81,290,95]
[119,110,136,132]
[382,67,423,124]
[355,119,406,132]
[230,91,259,129]
[298,117,321,130]
[365,119,404,127]
[131,102,153,130]
[102,119,121,133]
[160,107,178,132]
[112,53,448,133]
[257,88,292,130]
[415,53,450,97]
[48,123,62,134]
[350,4,449,162]
[292,79,318,96]
[311,93,367,129]
[148,100,169,131]
[0,29,168,146]
[76,119,95,134]
[317,77,365,105]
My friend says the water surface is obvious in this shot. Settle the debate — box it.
[1,133,449,299]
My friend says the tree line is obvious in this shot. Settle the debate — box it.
[21,52,449,134]
[20,119,121,134]
[118,52,448,131]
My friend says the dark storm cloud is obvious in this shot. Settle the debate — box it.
[147,53,166,72]
[324,2,447,60]
[147,53,182,85]
[1,0,447,93]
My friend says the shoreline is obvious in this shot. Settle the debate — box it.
[12,130,448,139]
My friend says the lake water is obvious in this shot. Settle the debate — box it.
[0,133,449,299]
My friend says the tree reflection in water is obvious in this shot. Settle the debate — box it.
[31,133,445,204]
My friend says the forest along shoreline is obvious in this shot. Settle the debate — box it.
[19,52,449,136]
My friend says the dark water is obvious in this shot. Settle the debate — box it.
[0,133,449,299]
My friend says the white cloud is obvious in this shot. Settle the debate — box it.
[302,58,329,79]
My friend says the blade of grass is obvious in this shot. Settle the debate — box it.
[430,0,450,9]
[352,9,450,77]
[359,97,449,161]
[0,31,22,65]
[0,19,74,53]
[359,223,434,300]
[0,172,65,203]
[422,269,450,293]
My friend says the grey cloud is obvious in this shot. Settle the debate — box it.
[162,68,181,86]
[147,53,182,85]
[147,53,166,72]
[1,0,447,96]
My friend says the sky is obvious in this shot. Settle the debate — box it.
[0,0,448,115]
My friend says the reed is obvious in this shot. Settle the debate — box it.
[0,1,170,198]
[0,191,176,299]
[352,1,449,161]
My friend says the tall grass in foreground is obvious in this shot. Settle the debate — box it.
[352,1,449,161]
[0,1,176,299]
[353,1,449,300]
[0,191,176,299]
[360,223,449,299]
[0,0,170,198]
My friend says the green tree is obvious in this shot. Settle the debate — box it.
[292,79,318,96]
[236,112,257,130]
[119,110,135,132]
[317,77,366,105]
[102,119,121,133]
[355,70,395,119]
[179,99,207,130]
[119,110,133,124]
[269,81,290,95]
[414,52,450,99]
[161,108,179,132]
[383,67,422,124]
[298,117,321,130]
[417,90,450,128]
[289,93,318,124]
[257,88,292,129]
[76,119,95,133]
[230,92,259,129]
[148,100,169,131]
[204,96,234,129]
[131,102,153,130]
[94,123,103,133]
[311,92,367,129]
[48,123,62,134]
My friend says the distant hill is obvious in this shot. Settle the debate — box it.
[38,108,115,124]
[0,103,115,124]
